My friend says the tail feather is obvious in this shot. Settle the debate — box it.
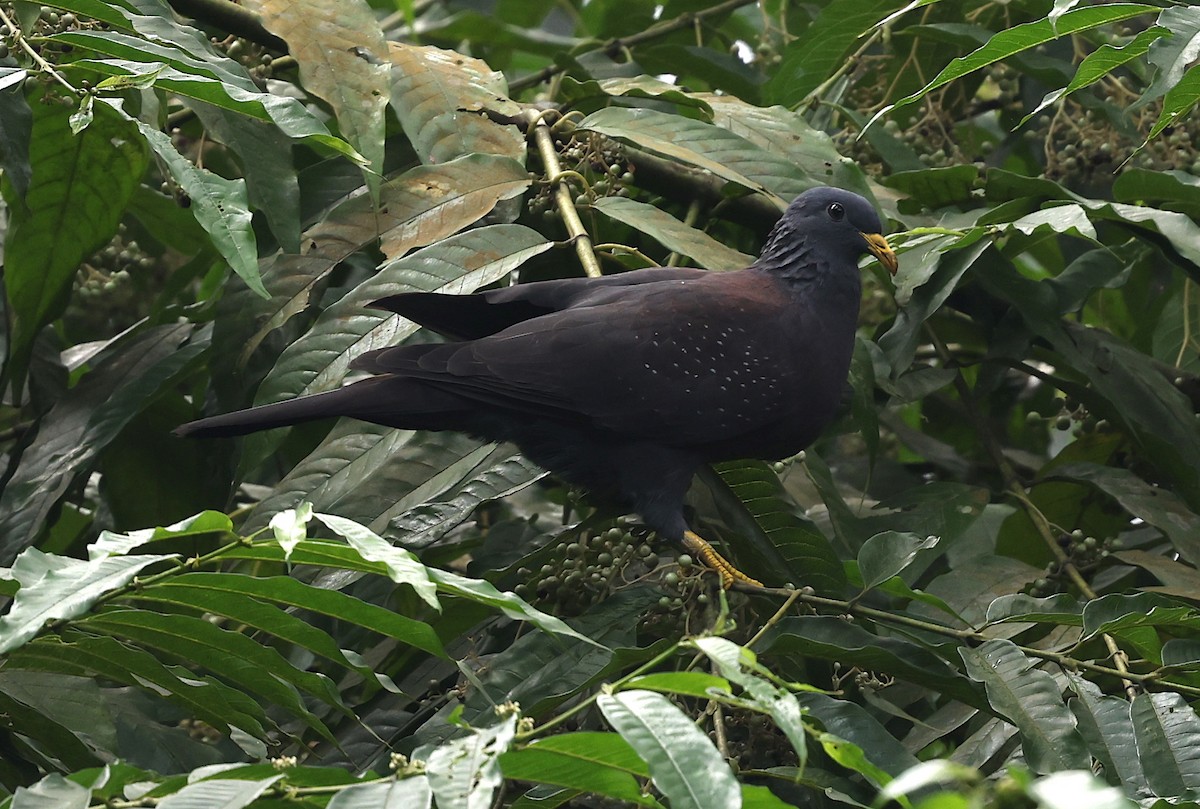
[174,377,472,439]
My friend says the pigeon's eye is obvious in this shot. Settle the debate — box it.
[827,202,845,221]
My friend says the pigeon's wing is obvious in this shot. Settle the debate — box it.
[368,267,708,341]
[354,272,815,446]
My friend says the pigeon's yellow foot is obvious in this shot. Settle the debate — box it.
[682,530,764,589]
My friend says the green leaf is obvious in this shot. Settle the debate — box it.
[429,567,601,647]
[701,96,873,199]
[690,637,808,771]
[254,224,551,410]
[597,690,741,809]
[0,70,32,198]
[1048,462,1200,566]
[389,42,524,164]
[0,551,174,655]
[383,453,546,548]
[7,635,266,737]
[315,512,440,609]
[500,735,660,807]
[867,4,1158,127]
[70,59,359,160]
[461,589,652,724]
[1022,26,1167,125]
[246,428,504,536]
[626,672,732,700]
[136,571,447,659]
[857,531,938,591]
[1066,672,1148,793]
[591,196,753,270]
[765,0,904,107]
[0,325,200,561]
[80,609,339,739]
[959,639,1090,773]
[426,717,517,809]
[192,102,301,253]
[245,0,387,194]
[985,593,1083,626]
[217,154,531,381]
[1149,63,1200,141]
[1130,692,1200,796]
[578,106,806,201]
[1139,6,1200,108]
[878,236,991,373]
[88,511,234,560]
[799,693,920,779]
[326,778,433,809]
[702,461,846,595]
[2,100,148,382]
[128,116,262,297]
[1082,593,1200,639]
[154,775,282,809]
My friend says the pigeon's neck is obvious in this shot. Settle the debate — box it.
[754,223,862,301]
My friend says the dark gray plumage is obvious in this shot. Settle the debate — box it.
[177,187,897,586]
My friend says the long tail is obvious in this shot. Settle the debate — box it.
[174,376,470,439]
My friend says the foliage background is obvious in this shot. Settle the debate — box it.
[1,0,1199,806]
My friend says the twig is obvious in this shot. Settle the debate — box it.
[730,584,1200,698]
[923,323,1140,699]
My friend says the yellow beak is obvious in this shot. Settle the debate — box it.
[861,232,898,275]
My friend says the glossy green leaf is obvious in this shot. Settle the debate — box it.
[245,0,386,193]
[130,117,261,296]
[426,717,516,809]
[598,690,741,809]
[0,551,174,655]
[868,4,1157,126]
[1066,672,1148,793]
[1130,692,1200,796]
[1049,462,1200,565]
[3,101,147,379]
[326,778,433,809]
[255,224,550,408]
[592,196,752,270]
[1023,26,1166,124]
[389,42,524,164]
[857,531,938,591]
[0,325,200,561]
[155,775,282,809]
[703,461,846,595]
[959,639,1090,773]
[578,106,804,201]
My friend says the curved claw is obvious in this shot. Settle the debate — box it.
[682,530,764,589]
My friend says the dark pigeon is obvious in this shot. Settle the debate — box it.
[177,187,898,587]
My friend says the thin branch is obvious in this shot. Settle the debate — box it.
[923,324,1139,699]
[732,585,1200,699]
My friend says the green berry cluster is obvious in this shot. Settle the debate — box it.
[513,524,661,613]
[1025,395,1113,435]
[65,225,160,340]
[1027,531,1118,596]
[209,35,275,83]
[526,135,635,223]
[0,3,100,61]
[509,522,727,636]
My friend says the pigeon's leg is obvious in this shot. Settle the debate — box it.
[682,530,764,589]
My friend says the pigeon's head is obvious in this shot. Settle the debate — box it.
[760,187,898,278]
